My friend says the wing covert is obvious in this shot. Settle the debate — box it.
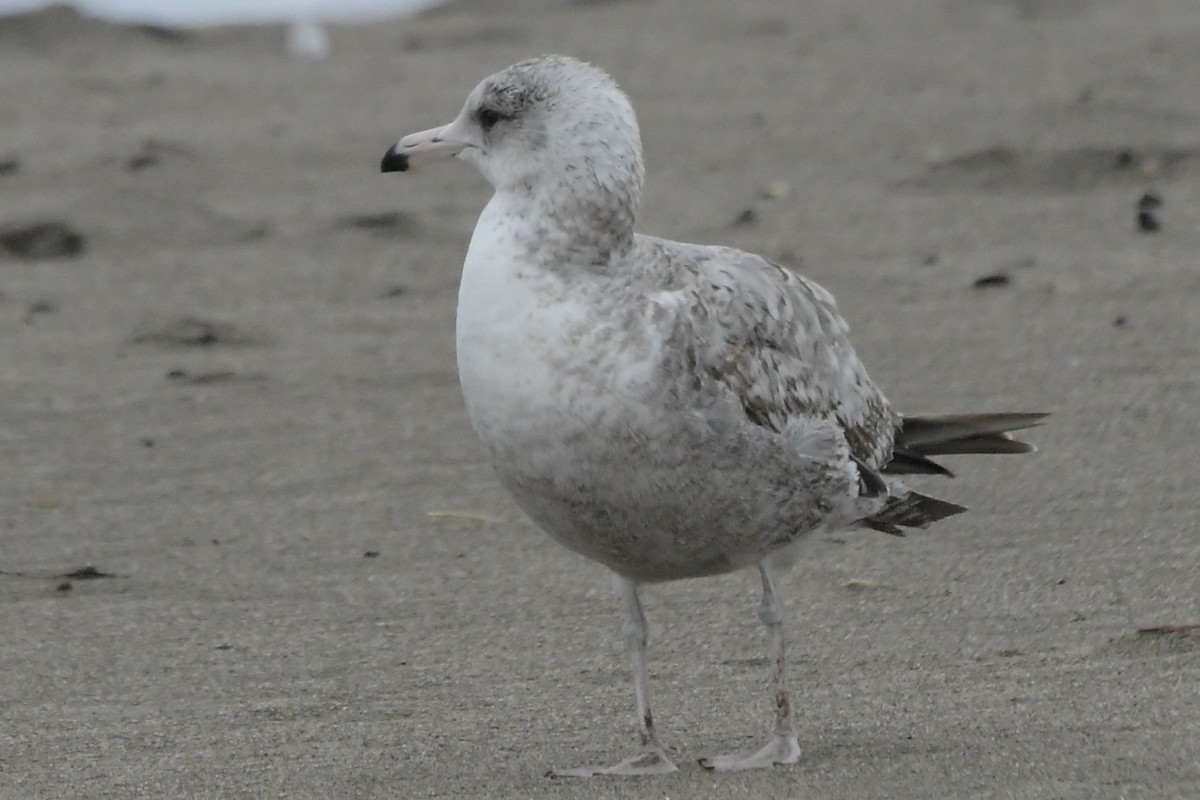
[658,244,897,470]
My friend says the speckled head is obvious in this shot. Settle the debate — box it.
[382,55,644,210]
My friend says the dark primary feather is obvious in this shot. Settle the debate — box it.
[898,412,1047,450]
[885,412,1048,477]
[864,412,1048,534]
[863,492,968,536]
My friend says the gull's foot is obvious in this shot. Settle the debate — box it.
[699,734,801,771]
[548,747,679,778]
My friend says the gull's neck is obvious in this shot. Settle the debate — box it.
[490,174,639,276]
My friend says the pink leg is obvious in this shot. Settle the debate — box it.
[549,575,678,777]
[699,562,801,771]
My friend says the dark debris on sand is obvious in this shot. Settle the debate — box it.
[0,220,86,260]
[130,315,266,348]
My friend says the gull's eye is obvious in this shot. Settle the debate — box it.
[477,107,503,132]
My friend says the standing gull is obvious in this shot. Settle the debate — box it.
[380,55,1044,776]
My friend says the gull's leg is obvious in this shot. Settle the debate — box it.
[699,561,802,771]
[549,575,678,777]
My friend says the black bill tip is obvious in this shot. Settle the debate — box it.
[380,144,408,173]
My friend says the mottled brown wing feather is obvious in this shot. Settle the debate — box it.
[676,247,898,470]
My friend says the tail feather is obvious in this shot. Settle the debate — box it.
[863,411,1046,534]
[863,491,968,537]
[896,412,1047,451]
[885,412,1047,477]
[884,451,955,477]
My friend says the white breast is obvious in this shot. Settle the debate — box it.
[455,195,589,470]
[454,194,671,485]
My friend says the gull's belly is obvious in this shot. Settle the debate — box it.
[457,306,842,581]
[487,405,842,582]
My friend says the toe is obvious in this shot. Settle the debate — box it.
[699,734,800,771]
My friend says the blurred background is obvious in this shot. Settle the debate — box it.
[2,1,1197,798]
[0,0,442,26]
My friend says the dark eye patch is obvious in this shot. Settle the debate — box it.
[476,107,506,132]
[476,80,535,134]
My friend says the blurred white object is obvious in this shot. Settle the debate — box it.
[288,17,329,59]
[0,0,445,27]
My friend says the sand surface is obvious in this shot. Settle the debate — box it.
[2,1,1198,797]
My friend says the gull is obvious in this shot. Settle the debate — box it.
[380,55,1044,776]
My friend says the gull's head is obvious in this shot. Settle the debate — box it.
[381,55,644,202]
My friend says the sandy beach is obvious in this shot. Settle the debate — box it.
[2,1,1198,797]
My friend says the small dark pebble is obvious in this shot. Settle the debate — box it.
[56,582,73,592]
[973,273,1012,289]
[729,208,757,228]
[26,298,57,315]
[135,24,189,42]
[0,220,86,260]
[1113,315,1128,328]
[140,437,155,448]
[380,285,408,298]
[127,153,160,171]
[215,643,233,650]
[1136,193,1162,233]
[57,566,117,580]
[364,550,380,558]
[1114,149,1136,169]
[166,368,189,380]
[0,157,19,176]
